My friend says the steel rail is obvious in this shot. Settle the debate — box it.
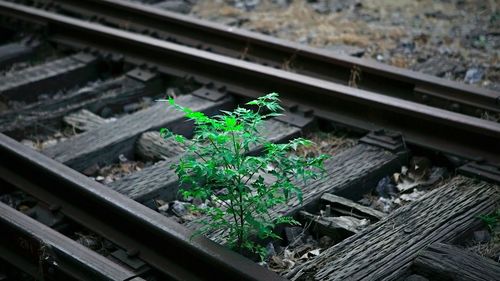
[36,0,500,117]
[0,201,145,281]
[0,133,287,281]
[0,0,498,163]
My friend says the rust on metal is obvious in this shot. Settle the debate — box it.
[41,0,500,116]
[0,201,144,281]
[0,133,286,281]
[0,0,498,163]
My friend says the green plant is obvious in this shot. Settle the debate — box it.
[160,93,327,259]
[479,209,500,232]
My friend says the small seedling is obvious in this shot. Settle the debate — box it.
[479,209,500,232]
[160,93,327,260]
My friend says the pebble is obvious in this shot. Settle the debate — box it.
[325,44,365,57]
[376,197,394,213]
[154,0,192,14]
[266,242,276,257]
[464,68,484,84]
[76,235,101,251]
[399,39,415,54]
[473,230,491,243]
[42,139,58,149]
[21,139,37,150]
[118,154,128,163]
[399,189,426,202]
[375,176,398,199]
[171,200,188,217]
[234,0,260,11]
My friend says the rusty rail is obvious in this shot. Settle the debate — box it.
[0,0,498,163]
[34,0,500,118]
[0,201,144,281]
[0,133,286,281]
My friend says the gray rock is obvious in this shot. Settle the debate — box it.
[266,242,276,257]
[464,68,484,84]
[375,176,398,198]
[473,230,491,243]
[414,57,456,77]
[233,0,260,11]
[325,44,365,57]
[398,39,415,54]
[154,1,192,14]
[171,200,188,217]
[118,154,128,163]
[272,0,289,7]
[311,0,355,14]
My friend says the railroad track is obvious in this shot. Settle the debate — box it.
[0,1,499,281]
[18,0,500,118]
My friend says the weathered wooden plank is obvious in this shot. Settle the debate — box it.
[43,93,234,171]
[110,119,300,205]
[413,243,500,281]
[0,53,101,101]
[276,144,403,217]
[300,210,369,237]
[321,193,386,221]
[0,72,160,138]
[204,143,403,243]
[287,176,499,281]
[0,39,39,69]
[63,109,108,132]
[136,131,188,161]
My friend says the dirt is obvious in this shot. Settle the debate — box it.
[21,127,76,151]
[93,158,151,184]
[296,130,357,157]
[189,0,499,91]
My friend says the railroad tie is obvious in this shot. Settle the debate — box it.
[202,141,406,244]
[413,243,500,281]
[0,70,160,139]
[110,118,301,206]
[0,52,101,102]
[0,39,40,69]
[287,176,499,281]
[42,92,235,171]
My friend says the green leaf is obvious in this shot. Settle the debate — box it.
[165,92,326,258]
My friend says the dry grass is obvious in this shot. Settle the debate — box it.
[296,131,357,157]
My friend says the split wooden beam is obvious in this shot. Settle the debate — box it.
[0,53,101,102]
[109,119,301,206]
[412,243,500,281]
[0,70,161,138]
[201,142,405,243]
[287,176,499,281]
[0,39,40,69]
[136,131,188,161]
[320,193,386,221]
[43,92,234,171]
[63,109,109,132]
